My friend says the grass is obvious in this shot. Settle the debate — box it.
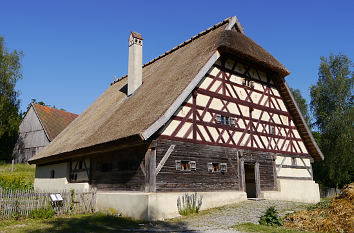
[231,222,317,233]
[0,162,35,185]
[0,213,148,233]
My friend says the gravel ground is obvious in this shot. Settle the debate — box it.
[126,200,309,232]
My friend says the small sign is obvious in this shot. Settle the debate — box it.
[50,193,63,202]
[50,194,57,201]
[56,194,63,201]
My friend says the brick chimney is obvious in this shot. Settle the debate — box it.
[128,31,143,96]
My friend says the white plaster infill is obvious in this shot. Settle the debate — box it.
[96,191,247,220]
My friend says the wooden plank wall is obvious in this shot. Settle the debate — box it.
[90,144,149,191]
[155,139,240,192]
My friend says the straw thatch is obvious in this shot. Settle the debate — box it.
[284,183,354,232]
[28,16,322,164]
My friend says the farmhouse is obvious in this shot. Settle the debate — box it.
[28,16,323,220]
[13,103,78,163]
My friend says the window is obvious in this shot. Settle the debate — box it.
[220,163,227,172]
[270,125,275,135]
[242,78,255,88]
[215,114,236,126]
[208,162,228,173]
[50,170,55,178]
[175,160,196,171]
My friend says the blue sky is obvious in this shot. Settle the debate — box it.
[1,0,353,114]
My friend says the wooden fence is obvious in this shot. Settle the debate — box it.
[0,188,96,219]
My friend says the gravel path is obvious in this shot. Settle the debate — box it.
[127,200,309,232]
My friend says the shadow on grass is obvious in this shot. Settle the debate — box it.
[27,213,197,233]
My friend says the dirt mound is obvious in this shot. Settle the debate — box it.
[284,183,354,232]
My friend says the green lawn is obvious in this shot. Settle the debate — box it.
[0,213,192,233]
[231,223,316,233]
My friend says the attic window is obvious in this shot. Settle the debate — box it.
[242,78,254,88]
[215,114,236,126]
[270,125,275,135]
[175,160,196,171]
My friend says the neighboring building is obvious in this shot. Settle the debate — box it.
[29,16,323,220]
[13,103,78,163]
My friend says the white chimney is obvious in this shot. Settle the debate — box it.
[128,31,143,96]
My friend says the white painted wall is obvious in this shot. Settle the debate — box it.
[96,191,247,220]
[34,162,89,192]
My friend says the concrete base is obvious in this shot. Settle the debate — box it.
[262,179,320,203]
[96,191,247,220]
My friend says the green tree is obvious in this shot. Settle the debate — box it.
[0,36,23,161]
[290,88,311,127]
[310,53,353,188]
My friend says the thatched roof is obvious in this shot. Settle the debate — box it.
[32,103,78,141]
[29,16,323,164]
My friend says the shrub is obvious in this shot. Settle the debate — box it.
[177,192,203,216]
[29,208,55,219]
[259,206,283,226]
[0,174,33,190]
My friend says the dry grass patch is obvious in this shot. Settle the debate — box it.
[284,183,354,232]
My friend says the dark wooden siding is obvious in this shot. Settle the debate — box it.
[155,139,240,192]
[90,144,148,191]
[241,150,275,191]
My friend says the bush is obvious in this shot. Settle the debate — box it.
[177,192,203,216]
[29,208,55,219]
[259,206,283,226]
[0,174,33,190]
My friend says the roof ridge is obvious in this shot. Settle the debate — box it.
[111,17,232,86]
[33,103,78,116]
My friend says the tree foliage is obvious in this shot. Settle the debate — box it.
[290,88,311,127]
[311,53,353,188]
[0,36,23,161]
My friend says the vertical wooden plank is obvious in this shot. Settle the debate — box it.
[272,156,278,190]
[144,143,157,192]
[192,92,197,140]
[255,162,261,198]
[240,158,245,192]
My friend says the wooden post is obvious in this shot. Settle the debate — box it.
[255,162,261,198]
[11,159,14,173]
[145,142,156,192]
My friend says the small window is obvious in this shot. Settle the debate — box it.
[176,160,196,171]
[215,114,236,126]
[242,78,255,89]
[50,170,55,178]
[208,162,221,172]
[270,125,275,135]
[220,163,227,173]
[215,114,221,124]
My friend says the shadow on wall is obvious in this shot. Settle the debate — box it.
[25,212,195,233]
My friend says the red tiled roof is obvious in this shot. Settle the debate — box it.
[33,103,79,141]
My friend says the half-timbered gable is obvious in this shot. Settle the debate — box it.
[160,56,309,156]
